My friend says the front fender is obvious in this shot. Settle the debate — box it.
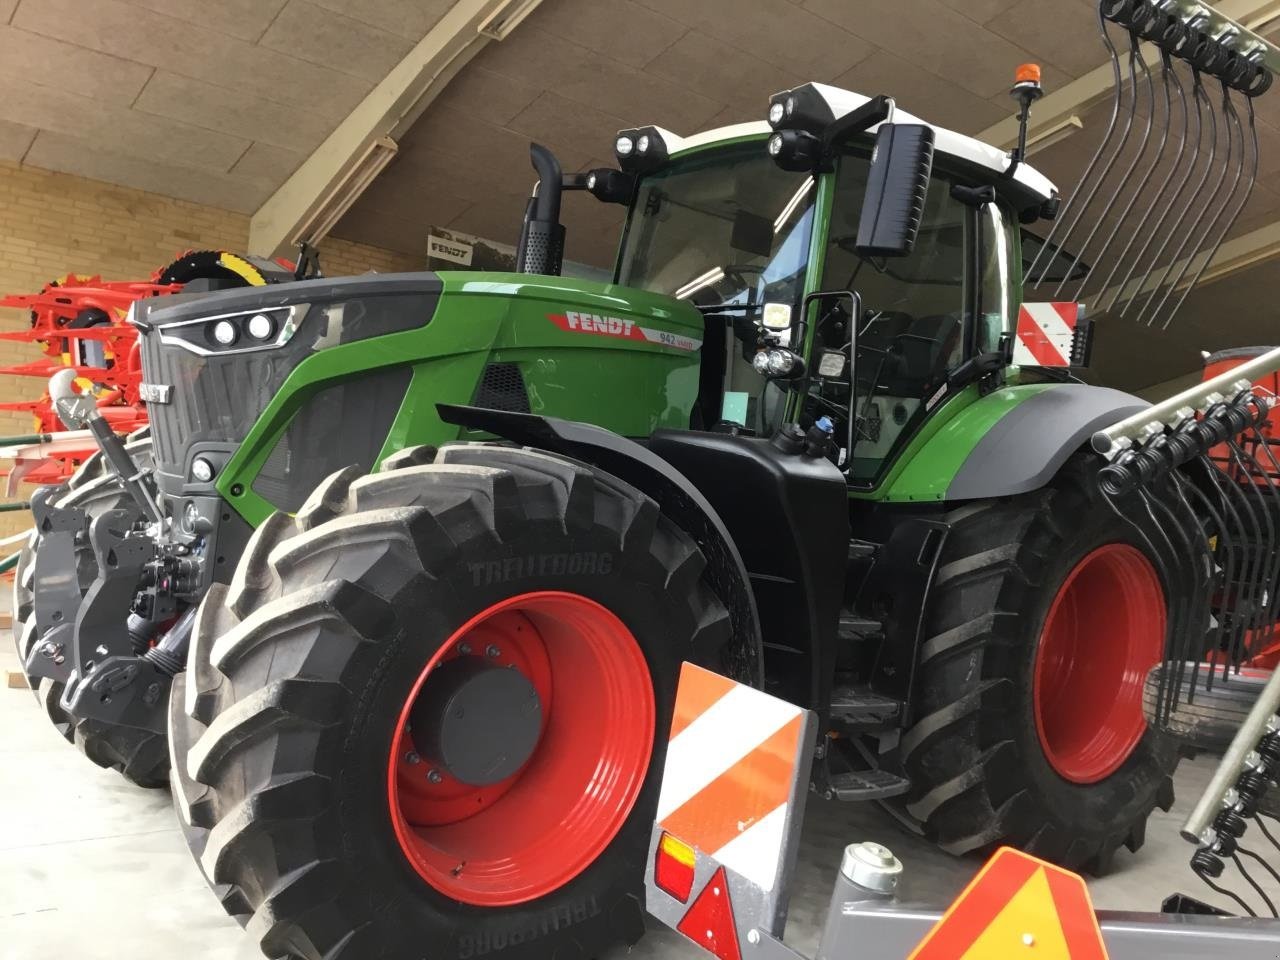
[436,404,764,687]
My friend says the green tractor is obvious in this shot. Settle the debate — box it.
[18,9,1274,951]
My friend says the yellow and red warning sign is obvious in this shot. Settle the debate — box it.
[910,847,1108,960]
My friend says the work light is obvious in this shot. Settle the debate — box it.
[767,84,836,137]
[614,126,670,173]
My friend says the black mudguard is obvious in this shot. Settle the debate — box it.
[946,383,1147,500]
[647,430,849,717]
[438,405,766,687]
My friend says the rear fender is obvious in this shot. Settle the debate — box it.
[945,383,1147,500]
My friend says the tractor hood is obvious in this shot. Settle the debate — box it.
[134,270,707,524]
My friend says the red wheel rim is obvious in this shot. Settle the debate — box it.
[1032,543,1165,784]
[387,591,655,906]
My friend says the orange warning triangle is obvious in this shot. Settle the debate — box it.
[909,848,1108,960]
[677,866,742,960]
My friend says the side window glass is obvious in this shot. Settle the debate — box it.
[977,202,1016,354]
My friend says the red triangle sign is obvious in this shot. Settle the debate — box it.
[676,866,742,960]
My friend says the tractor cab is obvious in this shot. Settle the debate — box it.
[576,82,1060,490]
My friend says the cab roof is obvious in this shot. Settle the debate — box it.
[654,83,1056,208]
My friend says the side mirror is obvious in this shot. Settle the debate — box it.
[855,123,935,258]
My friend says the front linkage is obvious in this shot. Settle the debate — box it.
[26,371,200,780]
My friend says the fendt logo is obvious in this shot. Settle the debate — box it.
[552,311,637,338]
[547,311,702,353]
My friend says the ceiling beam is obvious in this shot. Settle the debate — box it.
[978,0,1280,150]
[248,0,543,258]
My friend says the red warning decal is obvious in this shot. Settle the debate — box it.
[548,311,701,352]
[676,866,742,960]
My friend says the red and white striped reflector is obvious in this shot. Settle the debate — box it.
[1013,301,1082,369]
[656,663,806,893]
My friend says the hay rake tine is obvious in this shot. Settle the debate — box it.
[1094,50,1186,310]
[1125,69,1217,321]
[1056,31,1159,300]
[1026,0,1126,285]
[1144,80,1245,328]
[1039,24,1143,291]
[1157,91,1260,329]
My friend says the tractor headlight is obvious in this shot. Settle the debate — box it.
[246,313,275,340]
[161,305,300,356]
[183,500,200,532]
[768,101,786,125]
[637,134,651,154]
[615,135,635,157]
[212,320,238,346]
[755,347,805,379]
[190,457,215,483]
[765,350,796,376]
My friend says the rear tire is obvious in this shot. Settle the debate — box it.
[901,456,1179,873]
[170,444,732,960]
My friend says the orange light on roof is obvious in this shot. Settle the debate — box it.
[1016,63,1042,85]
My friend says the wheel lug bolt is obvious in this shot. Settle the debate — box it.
[427,769,443,784]
[458,642,472,655]
[486,644,500,658]
[405,752,420,765]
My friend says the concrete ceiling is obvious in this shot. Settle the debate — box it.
[0,0,453,212]
[0,0,1278,392]
[330,0,1110,264]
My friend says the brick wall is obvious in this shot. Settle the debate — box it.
[0,160,422,539]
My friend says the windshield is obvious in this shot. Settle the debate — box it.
[617,143,816,309]
[616,143,816,434]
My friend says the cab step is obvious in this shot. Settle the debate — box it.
[829,685,902,727]
[837,614,883,642]
[827,769,912,801]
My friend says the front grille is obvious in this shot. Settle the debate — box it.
[138,330,269,478]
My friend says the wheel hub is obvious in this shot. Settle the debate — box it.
[410,657,542,786]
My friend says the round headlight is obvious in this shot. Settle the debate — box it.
[191,457,214,483]
[183,500,200,531]
[615,135,635,157]
[766,350,795,376]
[752,351,771,374]
[246,313,275,340]
[768,101,785,125]
[768,133,785,157]
[586,172,598,190]
[637,134,651,154]
[785,95,796,116]
[212,319,238,346]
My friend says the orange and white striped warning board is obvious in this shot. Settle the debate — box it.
[656,662,809,893]
[909,847,1108,960]
[1013,301,1083,369]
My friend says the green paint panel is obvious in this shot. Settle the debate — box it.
[866,383,1055,502]
[218,271,705,526]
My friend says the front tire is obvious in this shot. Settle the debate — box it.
[901,457,1179,873]
[170,444,731,960]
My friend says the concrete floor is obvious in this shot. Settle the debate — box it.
[3,637,1280,959]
